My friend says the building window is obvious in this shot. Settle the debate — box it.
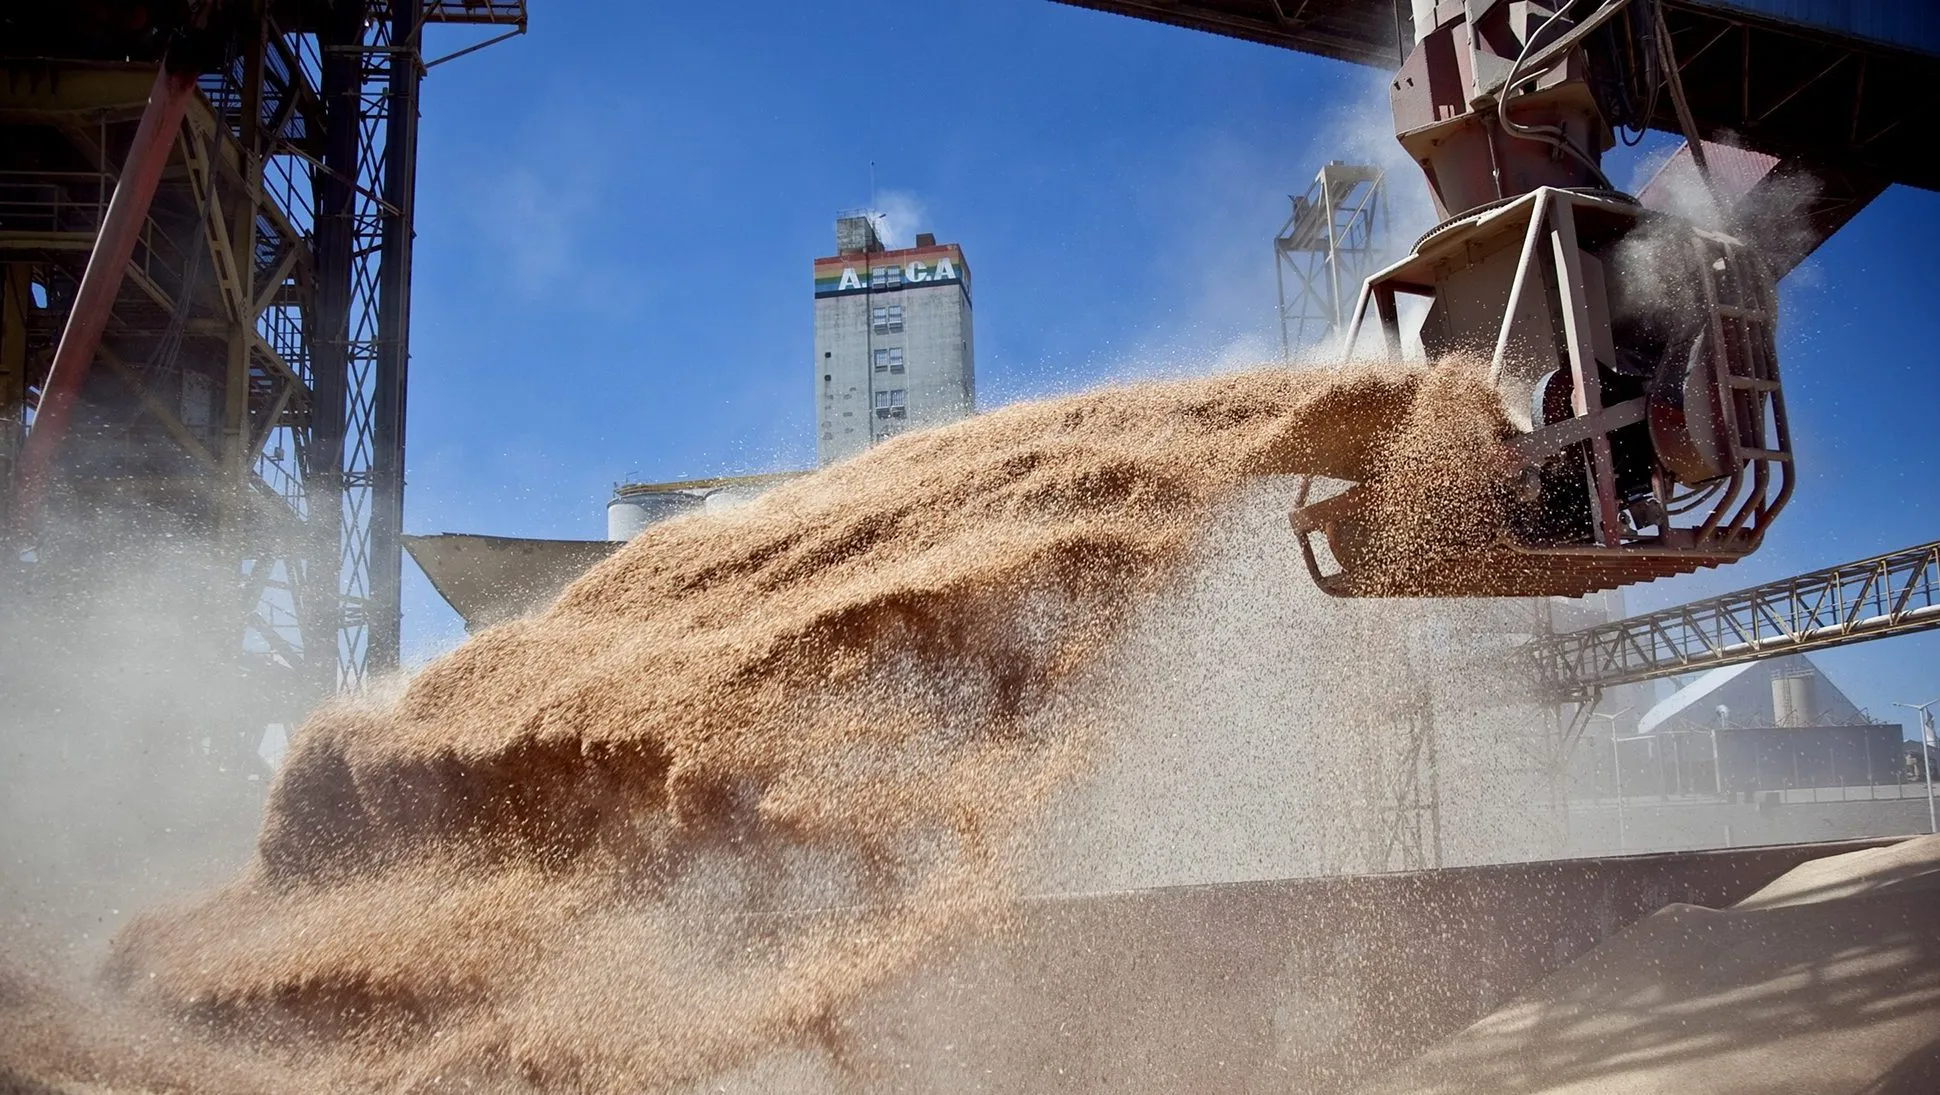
[875,389,907,419]
[888,303,902,328]
[888,347,904,374]
[871,304,904,334]
[873,348,889,372]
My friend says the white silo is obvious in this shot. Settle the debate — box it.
[606,485,706,541]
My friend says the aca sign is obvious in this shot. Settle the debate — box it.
[816,254,965,297]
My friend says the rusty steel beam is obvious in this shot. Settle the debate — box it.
[1531,540,1940,699]
[13,62,197,528]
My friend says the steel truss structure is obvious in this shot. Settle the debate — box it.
[307,0,525,685]
[2,1,524,718]
[1376,687,1443,873]
[1531,539,1940,702]
[1273,163,1385,360]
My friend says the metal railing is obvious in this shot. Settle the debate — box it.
[0,170,109,236]
[1567,782,1934,807]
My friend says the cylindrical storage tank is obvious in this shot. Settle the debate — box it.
[1771,674,1816,727]
[606,486,705,541]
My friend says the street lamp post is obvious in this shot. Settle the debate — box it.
[1892,701,1939,834]
[1708,724,1723,796]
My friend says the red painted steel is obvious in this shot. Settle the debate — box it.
[13,62,199,530]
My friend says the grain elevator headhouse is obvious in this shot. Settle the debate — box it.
[814,214,975,465]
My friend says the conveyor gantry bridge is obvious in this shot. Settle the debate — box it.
[1531,540,1940,701]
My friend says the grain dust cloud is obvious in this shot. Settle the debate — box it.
[3,359,1531,1093]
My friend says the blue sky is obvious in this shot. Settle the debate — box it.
[395,2,1939,730]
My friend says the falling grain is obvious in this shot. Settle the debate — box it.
[3,360,1513,1092]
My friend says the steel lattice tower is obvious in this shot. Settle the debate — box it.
[1274,162,1387,360]
[1,0,524,725]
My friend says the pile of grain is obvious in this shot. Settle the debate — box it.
[2,360,1511,1093]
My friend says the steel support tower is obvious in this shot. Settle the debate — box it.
[1274,163,1386,359]
[307,0,524,685]
[1,2,523,730]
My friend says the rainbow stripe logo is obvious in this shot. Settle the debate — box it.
[814,248,966,297]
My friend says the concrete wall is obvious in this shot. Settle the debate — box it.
[813,282,872,464]
[899,278,974,431]
[1563,791,1935,858]
[720,840,1898,1093]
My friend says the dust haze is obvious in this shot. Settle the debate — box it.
[2,360,1564,1092]
[3,525,291,959]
